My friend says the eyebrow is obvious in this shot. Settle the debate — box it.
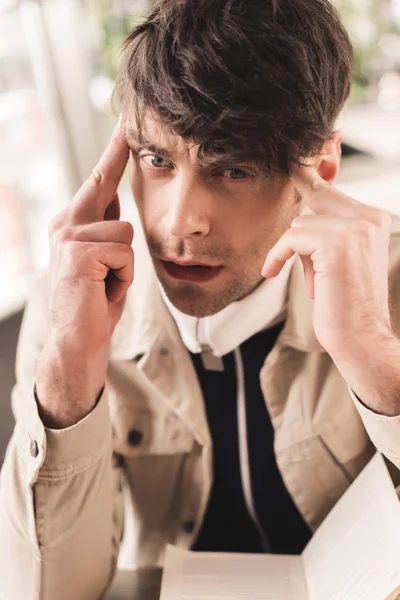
[125,126,265,174]
[125,127,172,159]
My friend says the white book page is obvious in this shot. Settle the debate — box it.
[302,453,400,600]
[160,545,308,600]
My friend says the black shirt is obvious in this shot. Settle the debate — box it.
[190,320,312,554]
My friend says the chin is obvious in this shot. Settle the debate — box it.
[165,286,228,317]
[159,279,255,318]
[156,264,263,318]
[174,302,222,318]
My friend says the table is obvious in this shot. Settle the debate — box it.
[103,569,162,600]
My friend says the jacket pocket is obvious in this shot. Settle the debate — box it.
[315,405,376,481]
[277,434,361,530]
[112,405,194,457]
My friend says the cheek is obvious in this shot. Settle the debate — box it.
[233,204,290,264]
[224,218,268,266]
[129,160,166,230]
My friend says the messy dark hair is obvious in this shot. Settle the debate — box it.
[114,0,354,175]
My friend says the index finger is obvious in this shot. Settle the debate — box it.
[70,122,130,225]
[290,162,365,219]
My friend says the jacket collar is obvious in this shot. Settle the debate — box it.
[109,219,325,362]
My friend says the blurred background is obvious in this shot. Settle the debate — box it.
[1,0,400,463]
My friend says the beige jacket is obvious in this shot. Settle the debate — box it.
[2,215,400,600]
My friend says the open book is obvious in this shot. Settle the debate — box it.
[160,453,400,600]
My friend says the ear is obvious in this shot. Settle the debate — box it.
[315,131,342,186]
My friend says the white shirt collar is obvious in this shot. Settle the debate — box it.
[159,254,296,357]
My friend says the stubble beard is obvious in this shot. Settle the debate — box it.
[157,270,265,318]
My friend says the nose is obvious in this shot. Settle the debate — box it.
[164,173,211,238]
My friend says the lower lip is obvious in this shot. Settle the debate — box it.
[161,261,224,283]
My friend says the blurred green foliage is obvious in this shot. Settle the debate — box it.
[335,0,400,103]
[86,0,148,80]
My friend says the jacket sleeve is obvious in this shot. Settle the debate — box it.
[349,386,400,472]
[0,273,124,600]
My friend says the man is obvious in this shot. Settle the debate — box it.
[1,0,400,598]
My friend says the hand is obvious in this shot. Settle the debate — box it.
[36,122,133,427]
[261,164,393,361]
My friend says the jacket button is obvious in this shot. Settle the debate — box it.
[30,440,39,458]
[182,520,195,534]
[128,429,143,446]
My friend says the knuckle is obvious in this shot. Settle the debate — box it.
[285,226,294,238]
[58,225,75,243]
[120,221,134,239]
[360,220,377,237]
[366,207,388,228]
[90,165,120,188]
[91,167,103,185]
[51,225,74,248]
[48,208,70,239]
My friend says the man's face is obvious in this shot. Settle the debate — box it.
[128,116,306,318]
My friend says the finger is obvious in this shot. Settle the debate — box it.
[67,240,133,276]
[290,214,373,233]
[71,220,134,245]
[290,164,383,225]
[106,269,133,304]
[262,228,320,278]
[104,248,135,304]
[70,124,129,225]
[83,242,134,304]
[291,214,393,241]
[262,245,296,279]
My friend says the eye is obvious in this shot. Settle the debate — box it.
[222,168,249,180]
[141,154,171,168]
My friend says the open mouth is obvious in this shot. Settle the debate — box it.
[161,260,224,283]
